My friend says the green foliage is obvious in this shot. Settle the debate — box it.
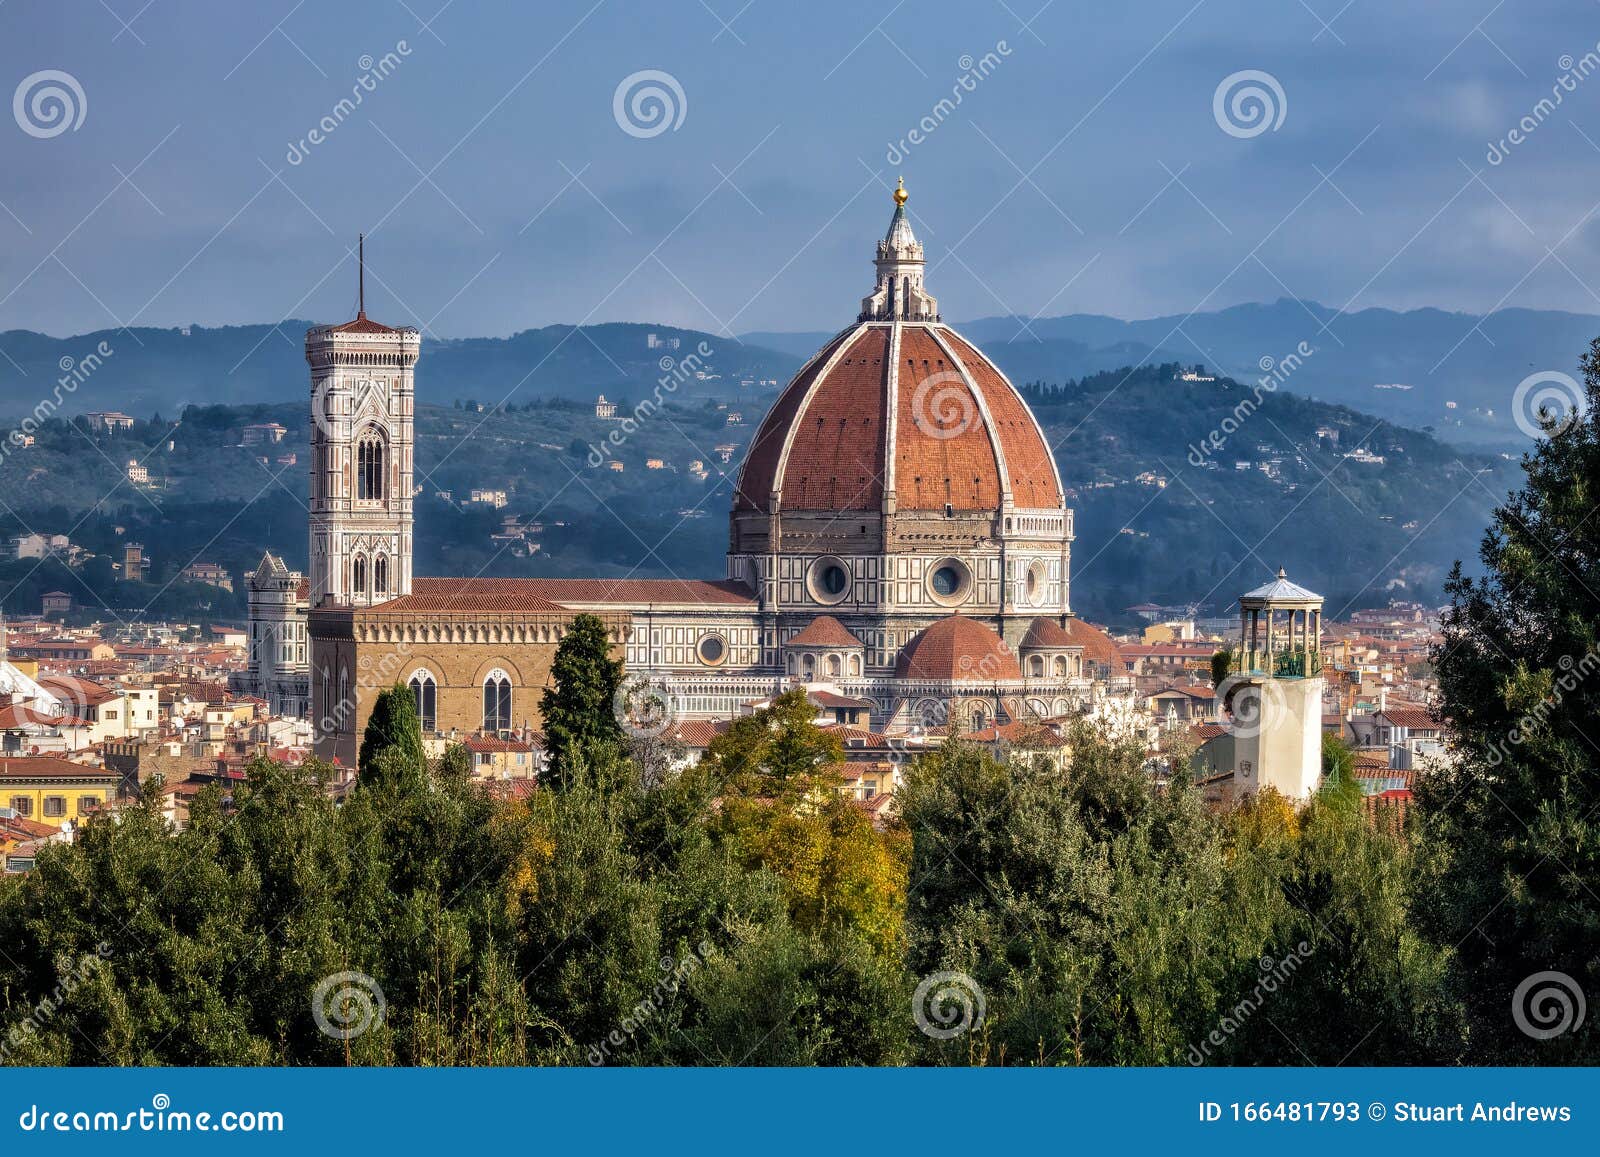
[0,618,1554,1067]
[700,689,908,956]
[897,728,1446,1065]
[1415,336,1600,1063]
[539,613,624,788]
[358,684,427,783]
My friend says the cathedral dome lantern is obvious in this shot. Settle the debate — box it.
[862,177,937,323]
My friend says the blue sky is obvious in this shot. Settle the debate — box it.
[4,0,1600,338]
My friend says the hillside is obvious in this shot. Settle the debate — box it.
[8,299,1600,450]
[0,322,801,419]
[0,363,1515,626]
[755,300,1600,448]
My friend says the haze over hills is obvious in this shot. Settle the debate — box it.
[753,299,1600,449]
[0,361,1518,626]
[0,322,802,421]
[7,300,1600,449]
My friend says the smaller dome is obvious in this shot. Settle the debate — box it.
[1019,616,1075,650]
[896,616,1021,682]
[786,616,864,649]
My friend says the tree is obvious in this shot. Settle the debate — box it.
[1416,337,1600,1062]
[702,689,907,956]
[898,730,1246,1065]
[358,683,427,783]
[539,613,624,789]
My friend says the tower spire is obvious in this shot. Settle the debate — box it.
[357,233,365,319]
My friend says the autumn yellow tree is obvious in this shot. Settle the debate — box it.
[702,689,909,956]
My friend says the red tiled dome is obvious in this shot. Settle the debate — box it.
[735,321,1062,515]
[1019,616,1076,649]
[895,615,1021,682]
[785,615,865,648]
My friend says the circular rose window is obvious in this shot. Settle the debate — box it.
[807,557,852,605]
[926,558,971,606]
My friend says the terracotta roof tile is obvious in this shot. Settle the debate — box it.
[779,327,888,510]
[522,578,755,607]
[325,313,405,335]
[785,616,865,648]
[895,615,1021,682]
[1019,617,1075,649]
[897,326,998,511]
[940,329,1062,509]
[0,757,119,781]
[360,579,567,615]
[735,328,857,511]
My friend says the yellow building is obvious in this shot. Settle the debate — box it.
[0,757,120,827]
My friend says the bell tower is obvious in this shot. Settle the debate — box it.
[306,236,420,608]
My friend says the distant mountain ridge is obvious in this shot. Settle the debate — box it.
[0,322,801,421]
[752,299,1600,448]
[7,299,1598,447]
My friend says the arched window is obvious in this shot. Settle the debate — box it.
[801,654,815,679]
[352,554,366,597]
[826,654,841,677]
[483,668,512,733]
[374,554,388,595]
[357,431,386,501]
[848,654,861,677]
[409,670,437,732]
[1029,655,1044,677]
[1053,655,1068,678]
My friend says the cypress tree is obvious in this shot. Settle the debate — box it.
[358,683,427,784]
[539,612,624,788]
